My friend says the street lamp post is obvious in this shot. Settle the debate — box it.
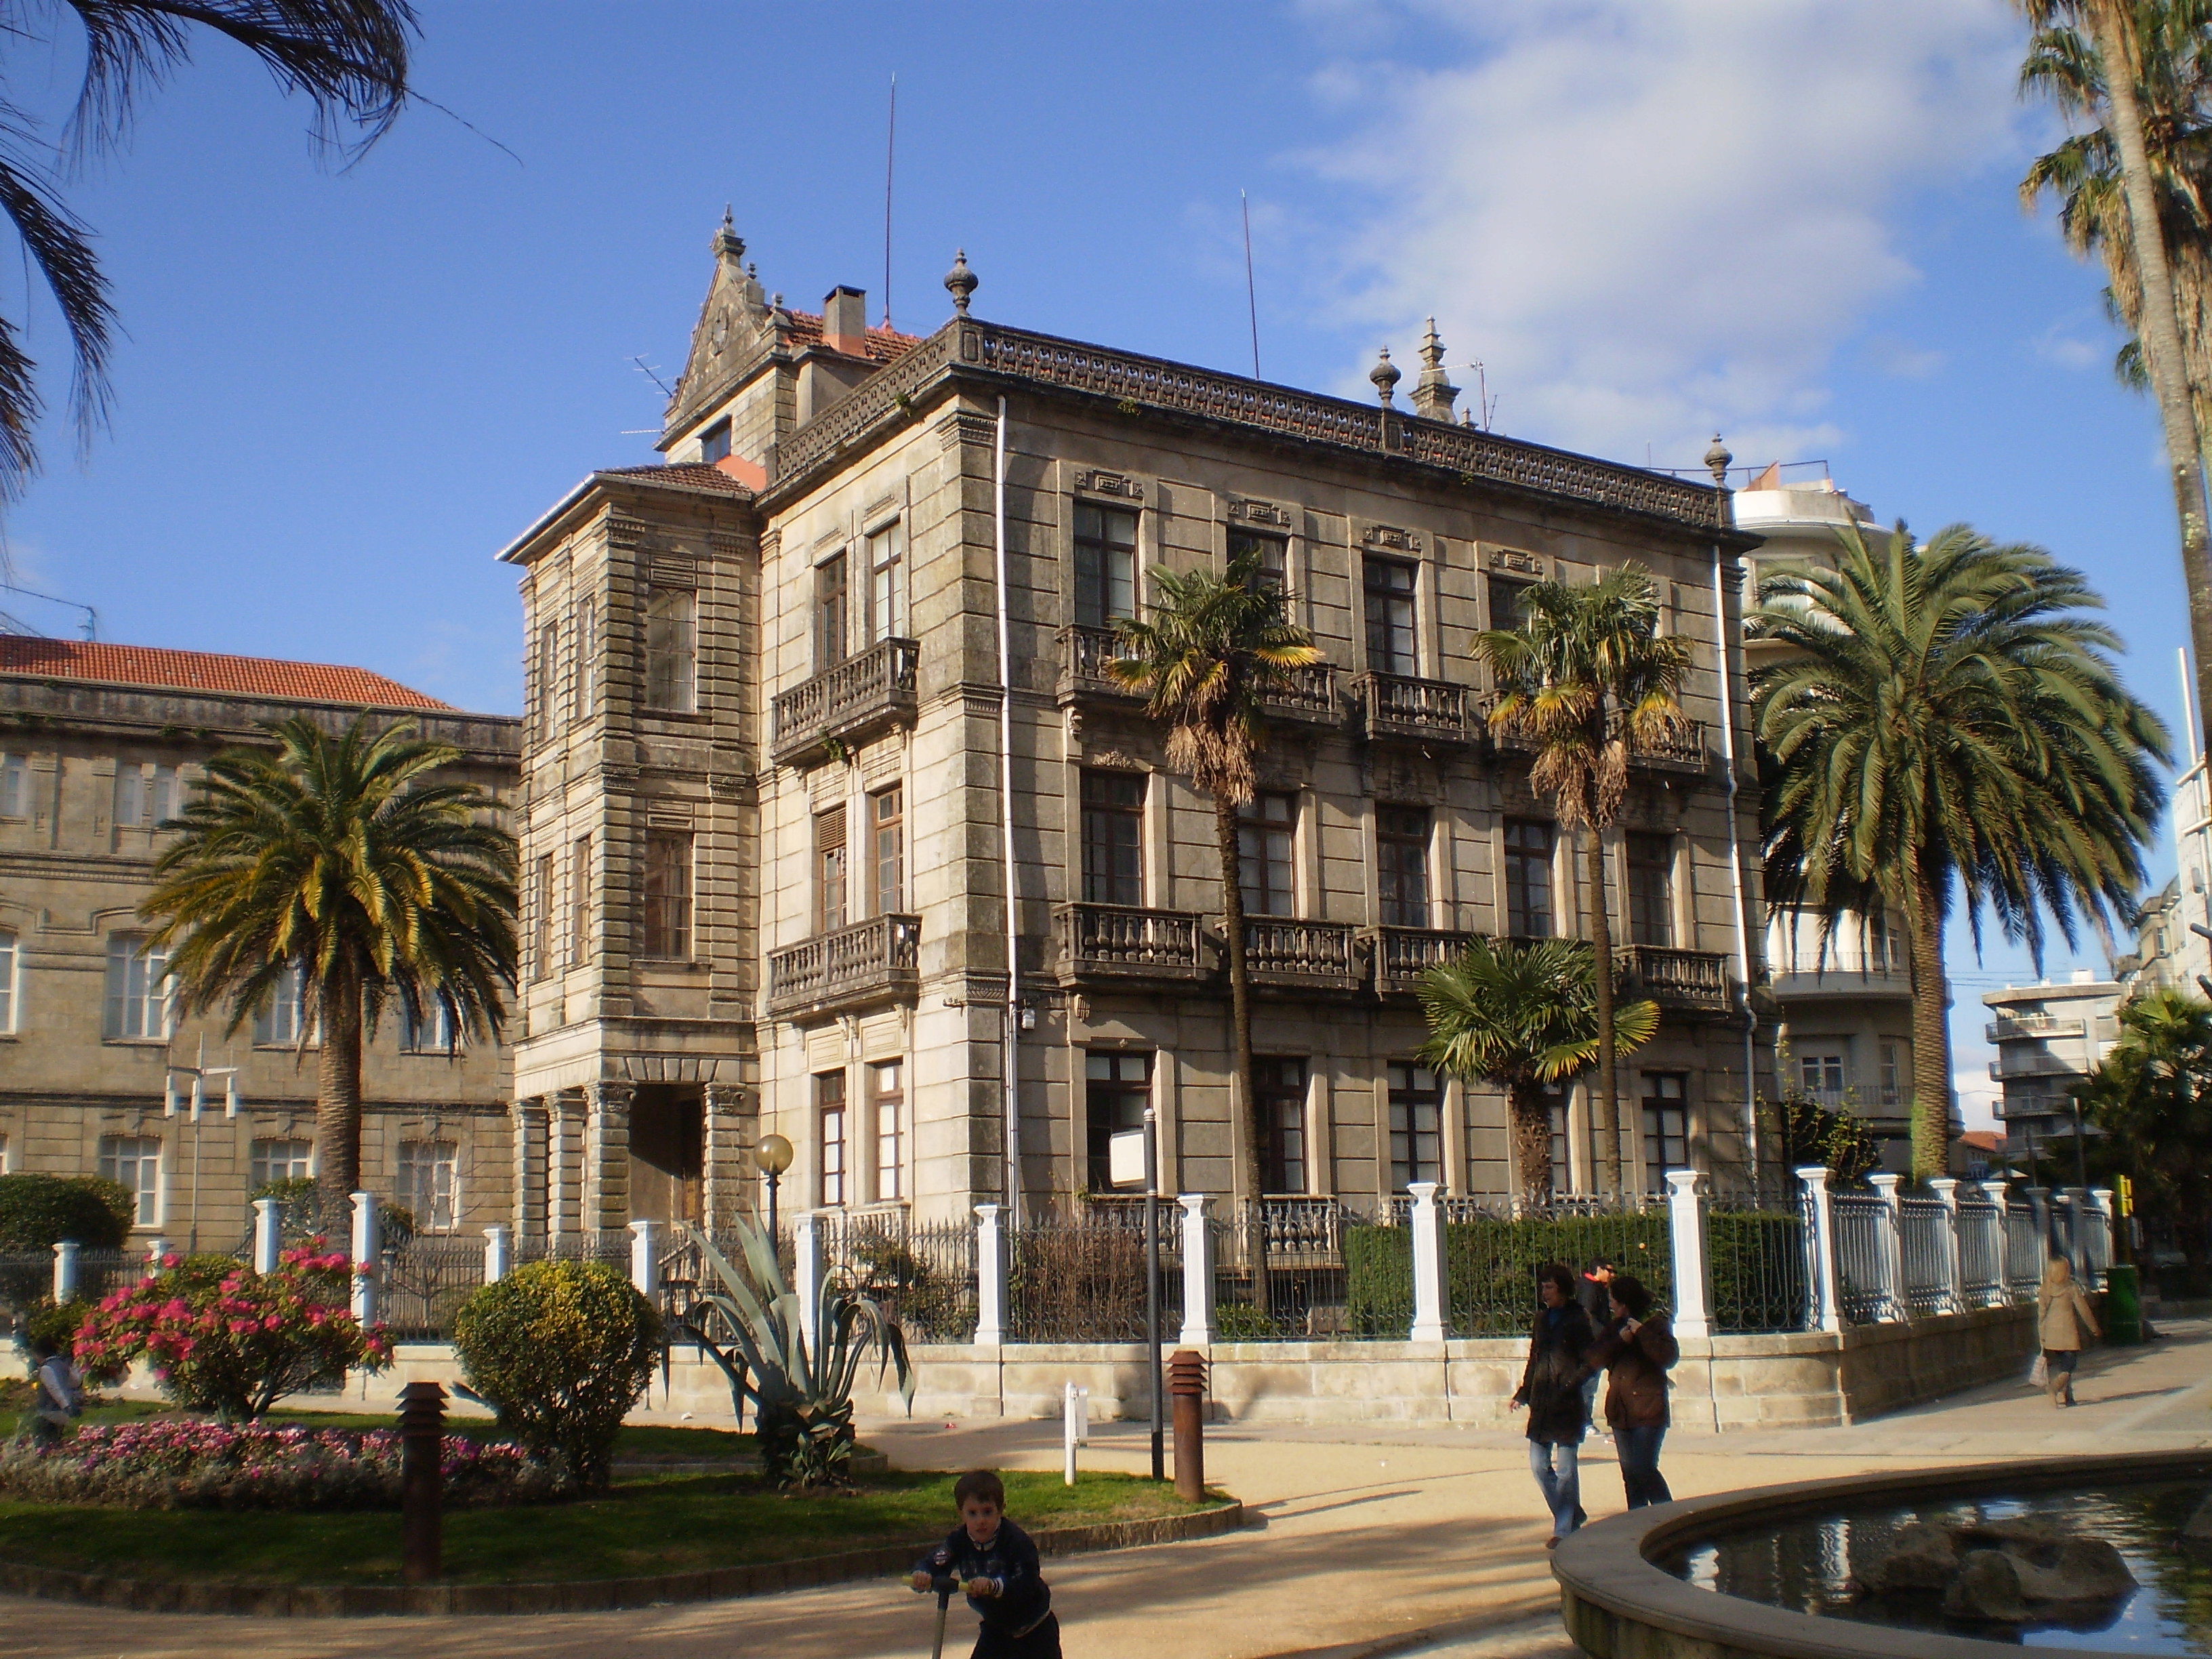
[753,1132,794,1240]
[1143,1104,1163,1483]
[164,1037,241,1253]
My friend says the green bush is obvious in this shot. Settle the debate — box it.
[451,1260,659,1491]
[1707,1211,1808,1333]
[0,1174,134,1251]
[1346,1214,1675,1338]
[1345,1225,1414,1335]
[21,1297,91,1359]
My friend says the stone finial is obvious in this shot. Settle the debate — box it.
[1411,318,1460,422]
[1370,345,1401,407]
[714,205,744,264]
[945,249,978,316]
[1704,434,1733,487]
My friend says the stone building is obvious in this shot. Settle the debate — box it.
[0,637,519,1246]
[498,220,1778,1233]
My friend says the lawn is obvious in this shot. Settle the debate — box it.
[0,1469,1214,1586]
[69,1398,754,1461]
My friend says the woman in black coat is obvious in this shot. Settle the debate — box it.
[1509,1261,1594,1545]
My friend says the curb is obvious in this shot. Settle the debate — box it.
[0,1501,1249,1618]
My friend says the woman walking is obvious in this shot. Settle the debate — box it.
[2038,1255,2100,1408]
[1583,1273,1679,1509]
[1510,1262,1594,1547]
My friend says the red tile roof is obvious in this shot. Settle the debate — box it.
[0,636,454,710]
[600,462,754,495]
[779,309,923,365]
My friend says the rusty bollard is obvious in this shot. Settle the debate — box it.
[398,1380,446,1584]
[1167,1348,1207,1502]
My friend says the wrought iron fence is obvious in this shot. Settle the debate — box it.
[379,1235,489,1341]
[1956,1193,2005,1305]
[1897,1197,1953,1315]
[2002,1204,2045,1300]
[1211,1202,1366,1340]
[826,1218,978,1345]
[518,1229,633,1268]
[1440,1197,1671,1338]
[1707,1193,1810,1334]
[1830,1193,1893,1324]
[1005,1218,1184,1343]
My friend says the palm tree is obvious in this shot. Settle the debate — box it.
[1415,937,1657,1204]
[1475,565,1694,1194]
[2019,0,2212,767]
[2082,986,2212,1277]
[141,714,517,1221]
[0,1,415,500]
[1107,546,1323,1214]
[1753,523,2167,1178]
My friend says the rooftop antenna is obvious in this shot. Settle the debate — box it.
[883,73,897,331]
[1242,190,1261,380]
[630,355,674,398]
[0,579,96,639]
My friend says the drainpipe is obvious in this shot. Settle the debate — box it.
[1713,540,1761,1191]
[994,396,1025,1224]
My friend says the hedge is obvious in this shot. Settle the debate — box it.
[0,1175,134,1252]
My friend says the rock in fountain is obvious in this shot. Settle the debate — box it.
[1851,1512,2137,1624]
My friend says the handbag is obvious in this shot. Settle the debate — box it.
[2028,1353,2048,1389]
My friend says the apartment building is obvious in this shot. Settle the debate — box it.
[498,220,1778,1232]
[0,637,520,1245]
[1982,970,2118,1155]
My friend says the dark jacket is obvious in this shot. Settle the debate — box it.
[1584,1313,1680,1429]
[915,1519,1051,1636]
[1511,1303,1595,1443]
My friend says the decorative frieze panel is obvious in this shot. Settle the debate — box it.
[1074,468,1143,501]
[1229,497,1292,529]
[1487,546,1544,577]
[1362,523,1421,554]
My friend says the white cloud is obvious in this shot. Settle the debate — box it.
[2034,323,2106,371]
[1301,0,2032,465]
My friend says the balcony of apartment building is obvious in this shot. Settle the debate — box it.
[764,912,922,1020]
[1767,913,1912,1002]
[1616,943,1734,1017]
[770,636,919,767]
[1354,672,1482,747]
[1984,1011,2088,1043]
[1243,917,1363,994]
[1367,926,1483,996]
[1054,902,1210,988]
[1986,1049,2088,1084]
[1055,625,1339,727]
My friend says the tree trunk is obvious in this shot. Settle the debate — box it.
[2089,0,2212,766]
[314,964,365,1234]
[1509,1080,1554,1208]
[1586,824,1622,1194]
[1213,794,1267,1290]
[1905,864,1952,1181]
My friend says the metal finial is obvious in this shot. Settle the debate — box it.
[714,206,744,262]
[1370,345,1401,407]
[1420,318,1445,370]
[945,249,978,316]
[1703,434,1733,487]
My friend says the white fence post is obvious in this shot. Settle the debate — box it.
[794,1210,823,1357]
[51,1240,79,1303]
[348,1191,380,1326]
[628,1218,661,1298]
[2087,1187,2115,1287]
[1929,1176,1963,1315]
[1795,1166,1843,1333]
[252,1197,281,1274]
[972,1203,1005,1347]
[1178,1195,1216,1347]
[1868,1172,1904,1322]
[1408,1181,1449,1343]
[1061,1380,1090,1487]
[1664,1168,1711,1339]
[483,1223,511,1285]
[145,1237,169,1269]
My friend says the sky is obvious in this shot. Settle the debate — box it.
[0,0,2190,1123]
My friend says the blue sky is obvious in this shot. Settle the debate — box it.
[0,1,2189,1118]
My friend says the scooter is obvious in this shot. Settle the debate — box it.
[917,1570,960,1659]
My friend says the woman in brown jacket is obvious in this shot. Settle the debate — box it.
[2037,1255,2100,1408]
[1580,1273,1679,1509]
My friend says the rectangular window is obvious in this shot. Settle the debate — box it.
[1503,819,1555,939]
[0,753,24,817]
[699,417,732,464]
[1376,806,1431,928]
[1879,1040,1902,1107]
[1388,1062,1441,1191]
[569,836,592,966]
[113,763,178,829]
[536,621,561,740]
[1080,771,1145,907]
[99,1135,162,1225]
[401,1000,456,1054]
[1229,527,1288,592]
[872,1060,904,1202]
[870,787,904,914]
[0,930,14,1033]
[1625,832,1673,948]
[1486,573,1530,633]
[253,964,308,1046]
[1073,502,1138,628]
[533,853,556,977]
[1799,1052,1846,1102]
[818,1071,848,1208]
[1256,1057,1308,1194]
[1085,1050,1152,1191]
[250,1138,314,1189]
[0,1133,9,1174]
[1364,557,1418,675]
[1641,1074,1689,1195]
[1238,792,1296,917]
[1549,1099,1570,1194]
[817,552,850,670]
[867,519,905,643]
[644,586,697,712]
[397,1141,459,1231]
[571,596,597,720]
[642,830,693,958]
[815,805,848,933]
[103,936,169,1040]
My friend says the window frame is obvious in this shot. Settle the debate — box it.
[98,1134,163,1225]
[253,962,311,1048]
[1084,1050,1153,1191]
[535,619,562,741]
[816,551,851,671]
[872,1059,904,1202]
[1073,502,1139,630]
[1229,526,1288,594]
[644,586,699,713]
[1238,792,1298,918]
[0,929,15,1034]
[1387,1061,1442,1192]
[0,752,26,819]
[1502,818,1555,939]
[249,1137,314,1189]
[815,804,849,933]
[1376,805,1431,928]
[1640,1073,1689,1194]
[1080,770,1145,907]
[1255,1056,1309,1195]
[533,852,556,979]
[699,417,732,465]
[571,594,598,721]
[641,830,695,960]
[870,786,904,915]
[818,1070,848,1208]
[396,1139,460,1231]
[866,518,905,644]
[569,835,593,967]
[1363,556,1418,676]
[103,935,171,1042]
[1624,831,1673,949]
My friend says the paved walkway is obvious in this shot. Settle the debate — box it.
[12,1323,2211,1659]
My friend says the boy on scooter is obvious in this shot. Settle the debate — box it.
[910,1469,1061,1658]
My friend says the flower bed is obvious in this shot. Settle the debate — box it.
[0,1419,560,1511]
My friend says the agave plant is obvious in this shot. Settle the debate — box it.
[679,1219,914,1490]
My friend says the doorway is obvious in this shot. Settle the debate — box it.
[628,1084,704,1224]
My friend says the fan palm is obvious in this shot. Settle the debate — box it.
[1415,937,1658,1204]
[0,1,415,500]
[140,714,517,1221]
[1475,565,1694,1195]
[1107,546,1323,1213]
[1752,523,2167,1178]
[2082,986,2212,1275]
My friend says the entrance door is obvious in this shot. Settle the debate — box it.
[628,1084,704,1224]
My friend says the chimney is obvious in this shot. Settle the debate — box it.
[823,286,868,356]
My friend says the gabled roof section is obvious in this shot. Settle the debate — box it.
[0,637,453,710]
[497,462,756,567]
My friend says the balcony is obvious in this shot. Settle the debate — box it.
[1988,1052,2088,1082]
[1616,944,1733,1017]
[1058,626,1340,726]
[1244,918,1363,994]
[1368,926,1482,996]
[1985,1014,2087,1043]
[765,914,921,1020]
[1354,672,1480,746]
[1612,710,1710,773]
[1259,661,1340,726]
[771,638,919,767]
[1055,903,1208,987]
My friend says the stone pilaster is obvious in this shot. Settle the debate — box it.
[512,1097,550,1242]
[703,1082,754,1230]
[584,1079,636,1233]
[549,1088,588,1235]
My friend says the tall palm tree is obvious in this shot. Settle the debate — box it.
[0,1,415,501]
[2020,0,2212,767]
[1753,523,2167,1177]
[142,714,517,1221]
[1475,565,1694,1194]
[1415,937,1657,1205]
[1108,546,1322,1214]
[2083,986,2212,1276]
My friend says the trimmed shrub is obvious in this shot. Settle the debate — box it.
[0,1174,134,1251]
[1707,1211,1809,1333]
[1345,1224,1414,1336]
[20,1296,92,1358]
[1346,1214,1675,1338]
[451,1259,659,1491]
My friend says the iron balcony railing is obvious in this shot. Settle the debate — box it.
[1355,672,1479,745]
[1610,708,1709,771]
[1054,903,1208,985]
[1616,944,1732,1015]
[1244,918,1362,992]
[765,912,921,1018]
[771,637,919,766]
[1368,926,1481,995]
[1985,1013,2086,1042]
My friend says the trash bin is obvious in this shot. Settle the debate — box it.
[2104,1262,2142,1345]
